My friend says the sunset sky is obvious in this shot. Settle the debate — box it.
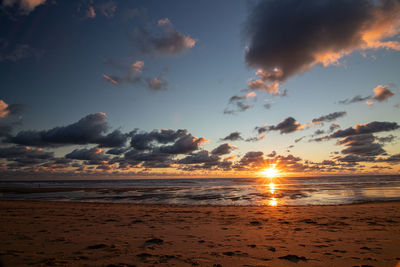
[1,0,400,179]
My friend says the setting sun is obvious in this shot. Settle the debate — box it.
[263,167,278,178]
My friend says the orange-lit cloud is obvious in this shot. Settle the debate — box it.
[2,0,46,14]
[244,0,400,87]
[0,99,10,118]
[373,84,394,101]
[131,60,144,73]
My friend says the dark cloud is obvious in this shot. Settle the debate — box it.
[65,147,109,162]
[103,72,168,91]
[338,95,371,105]
[341,143,385,156]
[177,150,219,164]
[211,143,236,156]
[124,149,171,163]
[263,103,272,110]
[235,151,266,169]
[220,132,243,142]
[313,129,325,136]
[311,121,400,158]
[295,136,306,143]
[244,0,400,87]
[377,135,396,144]
[328,123,340,133]
[224,92,256,115]
[8,113,129,147]
[256,117,307,134]
[130,18,196,57]
[106,147,129,155]
[378,154,400,163]
[312,111,346,124]
[245,135,265,142]
[158,134,207,155]
[0,121,15,137]
[336,134,385,156]
[330,121,399,138]
[0,146,53,160]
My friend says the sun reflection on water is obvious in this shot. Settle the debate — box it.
[269,197,277,206]
[266,178,279,206]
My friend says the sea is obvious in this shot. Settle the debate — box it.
[1,175,400,206]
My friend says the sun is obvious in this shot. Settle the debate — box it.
[263,167,278,178]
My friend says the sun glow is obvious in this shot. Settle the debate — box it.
[262,166,278,178]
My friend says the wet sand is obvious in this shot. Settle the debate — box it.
[0,200,400,266]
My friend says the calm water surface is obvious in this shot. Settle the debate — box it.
[1,175,400,206]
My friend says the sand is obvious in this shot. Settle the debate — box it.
[0,200,400,267]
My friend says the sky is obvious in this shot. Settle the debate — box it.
[0,0,400,179]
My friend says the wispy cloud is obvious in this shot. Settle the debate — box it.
[130,18,197,57]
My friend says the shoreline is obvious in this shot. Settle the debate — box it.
[1,200,400,266]
[2,198,400,208]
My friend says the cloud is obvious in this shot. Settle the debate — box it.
[339,84,395,105]
[0,100,9,118]
[79,0,117,19]
[0,121,15,137]
[228,92,256,103]
[211,143,236,155]
[313,129,325,136]
[130,129,187,150]
[98,1,116,18]
[245,135,265,142]
[0,145,53,160]
[158,134,208,155]
[66,147,109,162]
[224,92,256,114]
[377,134,396,143]
[8,113,128,147]
[86,5,96,18]
[220,132,243,141]
[146,77,167,91]
[130,18,197,57]
[256,117,307,134]
[177,150,219,164]
[316,121,400,159]
[131,60,144,73]
[0,39,43,62]
[244,0,400,88]
[330,121,399,138]
[373,84,394,101]
[329,123,340,133]
[0,99,25,138]
[103,61,167,91]
[338,95,371,105]
[247,69,281,95]
[2,0,46,14]
[263,103,272,110]
[312,111,346,124]
[337,133,385,156]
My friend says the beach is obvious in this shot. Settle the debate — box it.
[1,200,400,266]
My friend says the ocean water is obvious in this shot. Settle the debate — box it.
[1,175,400,206]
